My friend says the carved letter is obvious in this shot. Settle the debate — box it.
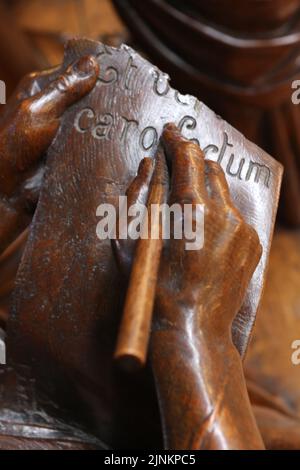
[246,161,271,188]
[178,115,197,133]
[226,155,245,180]
[140,126,158,150]
[97,66,119,85]
[124,56,138,90]
[92,113,114,140]
[203,144,219,158]
[74,108,95,133]
[175,90,189,106]
[120,116,138,142]
[178,116,199,145]
[152,70,170,96]
[218,132,233,165]
[96,44,112,58]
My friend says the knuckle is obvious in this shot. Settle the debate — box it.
[176,140,199,156]
[257,242,263,259]
[247,240,263,271]
[19,72,37,89]
[53,74,69,93]
[137,157,153,177]
[206,160,223,174]
[204,203,213,218]
[17,72,42,99]
[26,71,40,81]
[16,96,43,125]
[204,210,212,228]
[17,99,32,117]
[225,207,244,228]
[246,223,261,247]
[236,221,262,260]
[171,188,198,206]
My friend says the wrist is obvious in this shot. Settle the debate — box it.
[150,324,243,449]
[154,298,233,346]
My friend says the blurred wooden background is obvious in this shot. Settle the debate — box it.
[12,0,125,62]
[0,0,126,95]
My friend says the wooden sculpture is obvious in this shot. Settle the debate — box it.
[114,148,169,371]
[0,39,295,450]
[112,0,300,226]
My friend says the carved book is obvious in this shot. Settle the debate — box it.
[8,39,282,391]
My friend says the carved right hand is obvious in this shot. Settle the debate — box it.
[113,123,264,449]
[156,124,262,338]
[113,123,262,341]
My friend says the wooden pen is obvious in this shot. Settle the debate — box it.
[114,147,169,371]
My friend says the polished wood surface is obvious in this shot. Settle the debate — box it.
[246,228,300,416]
[0,1,298,449]
[245,227,300,449]
[115,150,168,371]
[2,39,280,449]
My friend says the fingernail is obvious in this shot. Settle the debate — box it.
[74,55,98,76]
[162,123,181,141]
[162,122,189,144]
[138,158,154,174]
[163,123,179,133]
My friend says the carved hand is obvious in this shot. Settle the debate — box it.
[0,56,99,252]
[113,123,264,449]
[155,123,262,337]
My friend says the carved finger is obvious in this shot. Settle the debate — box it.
[162,123,207,204]
[0,66,62,127]
[126,158,154,207]
[27,56,99,120]
[16,65,61,100]
[112,158,154,277]
[205,159,232,206]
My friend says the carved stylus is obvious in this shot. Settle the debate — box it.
[114,147,169,371]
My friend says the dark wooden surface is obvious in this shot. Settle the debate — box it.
[246,227,300,416]
[0,0,297,449]
[5,38,281,448]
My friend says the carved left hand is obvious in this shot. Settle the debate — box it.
[0,55,99,324]
[0,55,99,210]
